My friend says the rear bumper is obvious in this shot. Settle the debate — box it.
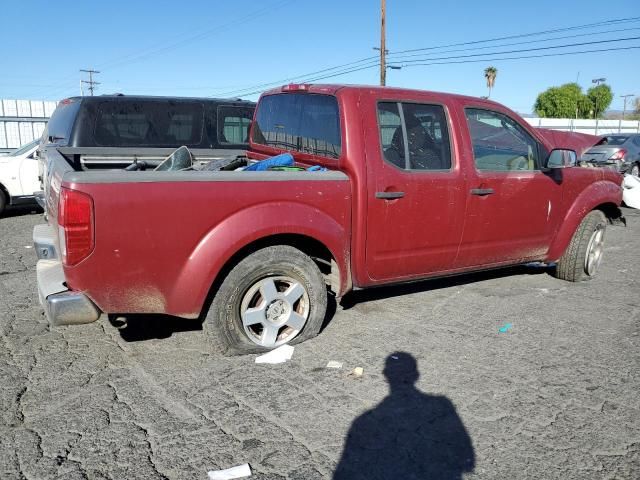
[33,224,57,260]
[34,190,46,209]
[36,259,101,326]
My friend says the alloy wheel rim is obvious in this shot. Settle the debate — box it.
[584,225,605,276]
[240,276,310,347]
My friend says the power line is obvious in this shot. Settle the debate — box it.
[235,44,640,97]
[388,36,640,66]
[393,45,640,69]
[386,26,640,60]
[28,0,294,100]
[96,0,295,71]
[390,16,640,55]
[214,16,640,98]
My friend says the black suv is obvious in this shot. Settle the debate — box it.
[41,95,255,169]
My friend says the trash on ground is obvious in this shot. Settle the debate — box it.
[623,174,640,209]
[24,246,33,249]
[255,345,294,364]
[499,323,513,333]
[326,360,343,369]
[207,463,252,480]
[351,367,364,377]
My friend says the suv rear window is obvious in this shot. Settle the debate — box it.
[46,99,82,145]
[217,106,253,145]
[252,93,341,159]
[94,100,204,146]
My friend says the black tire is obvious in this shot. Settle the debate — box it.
[0,189,7,216]
[553,210,607,282]
[630,162,640,178]
[204,245,328,355]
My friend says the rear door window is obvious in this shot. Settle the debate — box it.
[217,106,253,145]
[94,100,204,146]
[377,102,452,170]
[252,93,341,159]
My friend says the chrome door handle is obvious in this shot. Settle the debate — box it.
[376,191,405,199]
[470,188,494,196]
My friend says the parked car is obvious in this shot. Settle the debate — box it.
[580,134,640,176]
[34,84,623,355]
[40,95,255,170]
[0,139,41,215]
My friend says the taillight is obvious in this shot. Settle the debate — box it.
[609,149,627,160]
[58,188,94,266]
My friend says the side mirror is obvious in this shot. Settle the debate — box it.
[545,149,577,169]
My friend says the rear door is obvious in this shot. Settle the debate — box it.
[364,96,466,281]
[454,106,563,268]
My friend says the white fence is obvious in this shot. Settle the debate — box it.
[0,99,57,153]
[524,117,640,135]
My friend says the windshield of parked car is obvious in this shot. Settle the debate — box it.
[9,138,39,157]
[596,135,628,146]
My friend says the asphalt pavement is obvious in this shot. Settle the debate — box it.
[1,205,639,479]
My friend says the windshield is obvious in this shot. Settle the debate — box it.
[596,135,628,146]
[9,138,39,157]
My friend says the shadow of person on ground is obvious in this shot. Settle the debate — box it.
[333,352,475,480]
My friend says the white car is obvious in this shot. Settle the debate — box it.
[0,139,41,215]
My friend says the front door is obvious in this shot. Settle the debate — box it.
[364,99,466,282]
[454,108,563,268]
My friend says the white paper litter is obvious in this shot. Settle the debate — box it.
[326,361,343,369]
[207,463,251,479]
[254,345,294,364]
[623,174,640,210]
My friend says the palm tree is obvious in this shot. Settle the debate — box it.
[484,66,498,99]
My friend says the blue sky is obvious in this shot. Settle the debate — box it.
[1,0,638,114]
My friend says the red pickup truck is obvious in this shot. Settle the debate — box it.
[35,84,624,355]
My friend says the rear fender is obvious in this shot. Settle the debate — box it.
[546,180,622,261]
[167,202,350,317]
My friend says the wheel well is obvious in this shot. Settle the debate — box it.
[595,202,625,225]
[199,234,340,321]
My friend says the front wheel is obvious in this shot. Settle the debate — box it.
[630,162,640,178]
[204,245,328,355]
[553,210,607,282]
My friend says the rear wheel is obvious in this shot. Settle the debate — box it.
[553,210,607,282]
[204,245,328,355]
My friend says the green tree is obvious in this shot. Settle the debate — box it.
[534,82,594,118]
[484,66,497,98]
[586,84,613,118]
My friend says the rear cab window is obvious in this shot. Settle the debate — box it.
[252,93,341,160]
[93,100,204,147]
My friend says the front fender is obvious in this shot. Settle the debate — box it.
[546,180,622,261]
[167,202,350,317]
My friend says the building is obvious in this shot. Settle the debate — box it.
[0,99,57,155]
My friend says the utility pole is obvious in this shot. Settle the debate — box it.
[621,94,634,120]
[592,77,606,135]
[80,69,101,96]
[380,0,386,86]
